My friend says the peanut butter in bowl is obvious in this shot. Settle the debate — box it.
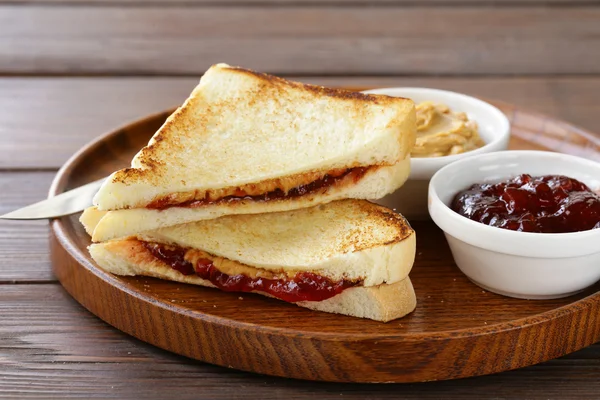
[361,87,510,220]
[413,101,485,158]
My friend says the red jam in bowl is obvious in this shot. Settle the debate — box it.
[451,174,600,233]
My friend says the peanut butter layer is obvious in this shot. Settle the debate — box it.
[146,166,372,210]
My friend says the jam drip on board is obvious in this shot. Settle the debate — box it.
[452,174,600,233]
[142,242,358,302]
[147,167,369,210]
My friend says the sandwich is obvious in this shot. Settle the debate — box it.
[82,200,417,322]
[88,63,416,242]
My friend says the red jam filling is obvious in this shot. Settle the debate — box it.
[147,167,369,210]
[452,174,600,233]
[142,242,358,302]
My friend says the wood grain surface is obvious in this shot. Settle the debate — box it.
[0,285,595,399]
[47,102,600,383]
[2,77,600,169]
[2,0,600,396]
[0,173,55,282]
[2,6,599,75]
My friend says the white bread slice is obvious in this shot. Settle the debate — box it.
[88,158,410,242]
[84,199,416,287]
[89,239,416,322]
[93,63,416,211]
[299,278,416,322]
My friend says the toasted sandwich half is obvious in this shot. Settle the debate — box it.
[90,64,415,242]
[82,200,417,322]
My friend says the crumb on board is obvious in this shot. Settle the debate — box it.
[238,296,244,300]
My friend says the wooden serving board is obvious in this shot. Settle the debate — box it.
[50,100,600,383]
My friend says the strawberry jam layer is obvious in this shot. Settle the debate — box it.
[452,174,600,233]
[142,242,358,302]
[146,167,369,210]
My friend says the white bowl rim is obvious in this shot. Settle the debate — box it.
[428,150,600,258]
[362,87,511,164]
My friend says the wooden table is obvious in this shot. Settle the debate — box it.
[1,1,599,398]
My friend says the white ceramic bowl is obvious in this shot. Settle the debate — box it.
[362,87,510,219]
[428,150,600,299]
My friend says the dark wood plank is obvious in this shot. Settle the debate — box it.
[2,77,599,169]
[0,172,56,283]
[0,78,193,169]
[0,284,597,398]
[1,6,599,75]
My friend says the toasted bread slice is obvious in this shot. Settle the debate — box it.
[93,63,415,213]
[89,239,416,322]
[299,278,416,322]
[87,158,410,242]
[84,199,416,286]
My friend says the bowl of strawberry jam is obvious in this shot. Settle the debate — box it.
[428,150,600,300]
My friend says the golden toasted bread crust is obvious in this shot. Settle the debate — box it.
[224,65,407,104]
[92,238,416,321]
[95,63,415,211]
[143,199,415,259]
[87,199,416,286]
[83,199,415,256]
[108,66,404,188]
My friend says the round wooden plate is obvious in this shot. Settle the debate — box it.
[50,100,600,383]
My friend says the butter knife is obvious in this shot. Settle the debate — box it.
[0,178,106,220]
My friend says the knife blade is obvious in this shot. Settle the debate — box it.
[0,177,106,220]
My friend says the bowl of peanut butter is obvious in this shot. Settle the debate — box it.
[362,87,510,219]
